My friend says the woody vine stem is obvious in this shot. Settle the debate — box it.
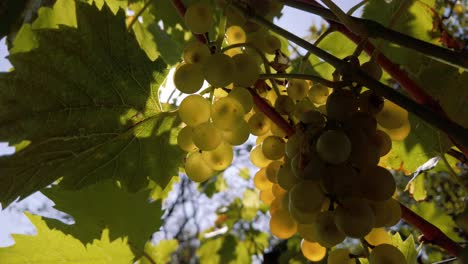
[169,0,465,257]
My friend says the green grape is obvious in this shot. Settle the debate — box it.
[358,90,384,115]
[369,244,407,264]
[287,79,309,101]
[293,98,316,120]
[173,63,204,94]
[347,127,380,169]
[308,83,330,105]
[272,183,286,198]
[185,151,215,182]
[302,154,326,181]
[233,53,260,87]
[263,34,281,54]
[183,41,211,64]
[270,207,297,239]
[184,3,214,33]
[250,144,271,167]
[254,167,273,190]
[270,121,287,138]
[334,198,375,238]
[320,164,359,198]
[192,122,223,151]
[285,133,301,158]
[225,6,246,26]
[203,53,236,87]
[276,164,299,191]
[327,248,354,264]
[248,112,271,136]
[290,153,303,178]
[365,228,392,246]
[297,110,325,127]
[177,126,197,152]
[301,239,326,262]
[376,100,409,129]
[373,130,392,156]
[260,188,275,205]
[297,223,318,242]
[178,95,211,127]
[370,198,401,227]
[313,211,346,247]
[274,95,295,115]
[221,119,250,145]
[361,60,383,80]
[211,97,245,130]
[346,111,377,136]
[229,87,254,112]
[266,160,283,183]
[289,181,325,214]
[225,25,246,45]
[262,135,286,160]
[359,166,396,201]
[201,143,233,170]
[326,89,358,121]
[316,130,351,164]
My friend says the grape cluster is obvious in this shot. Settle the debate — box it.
[177,1,409,263]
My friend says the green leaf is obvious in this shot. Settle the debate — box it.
[42,180,163,255]
[390,233,418,264]
[405,172,428,201]
[241,189,260,221]
[411,201,462,241]
[140,239,179,264]
[198,235,250,264]
[32,0,77,30]
[0,1,184,206]
[0,214,135,264]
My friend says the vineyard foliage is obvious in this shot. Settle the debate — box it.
[0,0,466,263]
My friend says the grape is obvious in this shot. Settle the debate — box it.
[294,99,316,119]
[192,122,223,151]
[302,154,326,181]
[297,223,318,242]
[359,166,396,201]
[369,244,407,264]
[361,60,383,80]
[248,112,271,136]
[183,41,211,64]
[316,130,351,164]
[365,228,392,246]
[225,25,246,45]
[254,167,273,190]
[272,183,287,198]
[173,63,205,94]
[201,143,233,170]
[203,53,236,87]
[382,119,411,141]
[370,198,401,227]
[289,181,325,214]
[270,197,282,214]
[225,6,246,26]
[376,100,408,129]
[327,248,354,264]
[347,127,380,169]
[308,83,330,105]
[346,111,377,135]
[177,126,197,152]
[320,164,359,198]
[262,135,286,160]
[266,160,283,183]
[221,120,250,145]
[358,90,384,115]
[301,239,326,262]
[184,151,215,182]
[373,130,392,156]
[211,97,245,130]
[287,79,309,101]
[250,144,271,167]
[285,133,301,158]
[326,89,358,121]
[297,110,326,127]
[260,188,275,205]
[274,95,295,115]
[314,211,346,247]
[264,34,281,54]
[184,3,214,33]
[178,95,211,127]
[334,198,375,238]
[270,208,297,239]
[233,53,260,87]
[276,164,299,191]
[229,87,253,112]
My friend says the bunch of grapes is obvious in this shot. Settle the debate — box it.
[176,1,410,263]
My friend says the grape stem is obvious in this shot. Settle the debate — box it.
[231,1,468,152]
[258,73,347,89]
[281,0,468,70]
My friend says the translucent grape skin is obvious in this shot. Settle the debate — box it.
[183,41,211,64]
[228,87,254,113]
[313,211,346,247]
[201,143,233,170]
[301,239,326,262]
[184,3,214,34]
[334,198,375,238]
[184,151,215,182]
[225,25,246,44]
[376,99,409,129]
[316,130,351,164]
[177,126,197,152]
[178,95,211,127]
[248,112,271,136]
[211,97,245,131]
[173,63,204,94]
[192,122,223,151]
[369,244,407,264]
[232,53,260,87]
[203,53,236,87]
[270,208,297,239]
[308,83,330,105]
[221,120,250,145]
[261,135,286,160]
[287,79,309,101]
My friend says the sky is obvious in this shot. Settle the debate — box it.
[0,0,360,247]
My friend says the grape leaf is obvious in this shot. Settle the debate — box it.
[198,235,250,264]
[41,180,163,255]
[0,1,184,207]
[0,213,135,264]
[31,0,77,29]
[390,233,418,264]
[139,239,179,264]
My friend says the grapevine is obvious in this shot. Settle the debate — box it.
[170,0,466,262]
